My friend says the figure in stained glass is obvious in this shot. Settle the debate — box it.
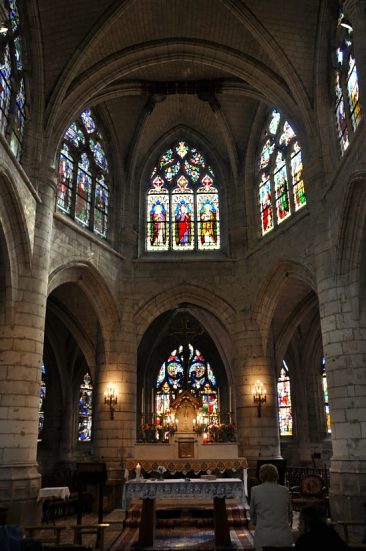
[175,201,192,245]
[258,108,305,235]
[277,362,293,436]
[0,1,26,159]
[334,11,362,154]
[78,372,93,442]
[199,201,217,245]
[57,107,111,237]
[150,202,167,246]
[146,140,220,252]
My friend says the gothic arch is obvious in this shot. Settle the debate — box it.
[48,260,120,363]
[253,259,317,353]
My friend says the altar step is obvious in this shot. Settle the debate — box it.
[125,502,247,528]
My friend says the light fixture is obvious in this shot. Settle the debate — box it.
[340,17,353,31]
[0,22,8,34]
[253,380,267,418]
[104,382,117,419]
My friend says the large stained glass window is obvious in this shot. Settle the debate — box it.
[0,0,26,160]
[334,12,362,154]
[258,109,306,236]
[78,372,93,442]
[146,141,220,252]
[38,361,46,442]
[56,108,110,238]
[152,344,219,439]
[277,361,293,436]
[321,357,331,434]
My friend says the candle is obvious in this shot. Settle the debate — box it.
[136,463,141,480]
[124,468,129,481]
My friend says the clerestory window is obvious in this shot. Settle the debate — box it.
[258,109,306,236]
[56,108,110,238]
[146,141,221,252]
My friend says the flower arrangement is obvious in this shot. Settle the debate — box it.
[207,422,237,443]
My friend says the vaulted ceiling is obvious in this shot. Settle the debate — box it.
[33,0,330,184]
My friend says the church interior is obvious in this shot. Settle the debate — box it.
[0,0,366,539]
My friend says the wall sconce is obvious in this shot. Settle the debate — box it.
[104,382,117,419]
[253,380,266,417]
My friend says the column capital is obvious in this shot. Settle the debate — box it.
[37,164,58,192]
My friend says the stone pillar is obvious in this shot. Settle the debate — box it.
[318,270,366,522]
[234,318,281,464]
[92,285,136,509]
[0,167,57,523]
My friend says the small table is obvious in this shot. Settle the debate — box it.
[37,487,70,522]
[123,478,245,548]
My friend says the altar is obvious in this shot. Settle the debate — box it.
[123,478,245,547]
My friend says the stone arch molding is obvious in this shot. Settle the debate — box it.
[134,283,237,388]
[48,261,120,363]
[134,283,236,346]
[253,260,316,354]
[0,169,39,324]
[46,40,309,162]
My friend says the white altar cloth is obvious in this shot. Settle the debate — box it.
[122,477,246,509]
[37,487,70,502]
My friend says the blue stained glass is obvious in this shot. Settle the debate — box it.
[65,123,85,147]
[0,46,12,132]
[14,36,22,70]
[164,161,180,182]
[156,364,166,387]
[81,108,96,133]
[78,372,93,442]
[8,0,19,32]
[38,361,46,442]
[90,139,108,171]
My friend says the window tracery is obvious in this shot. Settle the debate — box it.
[56,108,110,238]
[146,141,220,252]
[258,109,306,236]
[334,11,361,154]
[0,0,26,160]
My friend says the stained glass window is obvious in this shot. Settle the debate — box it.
[56,108,110,238]
[146,141,220,252]
[334,12,362,155]
[258,109,306,236]
[154,343,219,425]
[38,361,46,442]
[321,357,331,434]
[0,0,26,160]
[78,372,93,442]
[277,361,293,436]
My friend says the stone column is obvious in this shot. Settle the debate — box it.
[234,317,281,464]
[318,268,366,522]
[0,166,57,524]
[92,281,136,509]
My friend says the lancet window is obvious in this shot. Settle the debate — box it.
[334,11,362,154]
[277,361,293,436]
[56,108,110,238]
[0,0,26,160]
[146,141,220,252]
[78,372,93,442]
[321,357,331,434]
[258,109,306,236]
[38,361,46,442]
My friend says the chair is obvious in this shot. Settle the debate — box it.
[290,473,328,512]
